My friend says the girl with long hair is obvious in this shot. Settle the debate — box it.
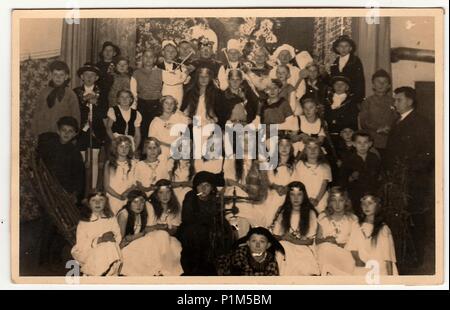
[104,135,137,215]
[346,193,398,275]
[181,66,221,126]
[263,135,298,226]
[294,138,332,213]
[71,192,122,276]
[120,180,184,276]
[316,187,358,275]
[269,181,320,276]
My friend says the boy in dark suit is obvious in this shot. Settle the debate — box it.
[329,35,366,103]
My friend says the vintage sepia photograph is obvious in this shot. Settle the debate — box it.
[10,7,445,285]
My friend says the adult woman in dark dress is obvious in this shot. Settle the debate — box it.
[177,171,234,275]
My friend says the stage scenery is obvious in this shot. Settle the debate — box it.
[16,12,438,280]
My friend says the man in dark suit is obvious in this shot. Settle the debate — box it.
[385,86,434,269]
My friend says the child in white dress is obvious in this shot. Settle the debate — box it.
[148,95,190,160]
[316,187,358,275]
[120,180,183,276]
[135,137,171,195]
[159,40,190,105]
[264,135,298,226]
[71,192,122,276]
[294,138,332,213]
[346,194,398,276]
[269,181,320,276]
[104,136,137,215]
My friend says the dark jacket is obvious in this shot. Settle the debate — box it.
[217,80,259,128]
[37,132,85,197]
[324,92,359,134]
[330,54,365,102]
[385,109,434,174]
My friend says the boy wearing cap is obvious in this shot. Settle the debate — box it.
[36,116,85,269]
[324,75,358,149]
[359,69,397,158]
[269,44,301,89]
[96,41,121,102]
[73,63,108,189]
[190,36,222,79]
[329,35,365,103]
[158,40,190,104]
[31,60,80,137]
[217,39,245,90]
[338,131,382,214]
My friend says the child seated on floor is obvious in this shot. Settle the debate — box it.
[217,227,284,276]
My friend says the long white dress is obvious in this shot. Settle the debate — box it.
[316,213,358,275]
[294,161,332,213]
[71,216,122,276]
[120,204,184,276]
[161,68,189,105]
[148,111,190,160]
[106,160,137,215]
[135,159,171,195]
[263,165,298,227]
[346,223,399,276]
[273,210,320,276]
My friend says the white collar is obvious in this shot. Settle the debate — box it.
[331,93,347,109]
[399,108,414,121]
[229,61,239,69]
[339,54,350,62]
[84,84,95,92]
[164,60,175,69]
[338,54,350,70]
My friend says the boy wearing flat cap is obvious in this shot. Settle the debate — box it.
[217,39,245,90]
[31,60,80,137]
[73,63,108,189]
[329,35,366,103]
[324,75,359,151]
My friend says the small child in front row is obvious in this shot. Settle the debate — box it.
[346,194,398,275]
[71,192,122,276]
[217,227,285,276]
[339,131,382,215]
[106,89,142,154]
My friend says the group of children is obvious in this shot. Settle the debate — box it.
[32,33,406,277]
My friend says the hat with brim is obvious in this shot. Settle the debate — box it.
[272,44,296,60]
[237,226,285,256]
[330,75,351,86]
[226,39,242,53]
[77,63,101,77]
[162,40,177,49]
[193,171,225,189]
[332,35,356,54]
[101,41,121,56]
